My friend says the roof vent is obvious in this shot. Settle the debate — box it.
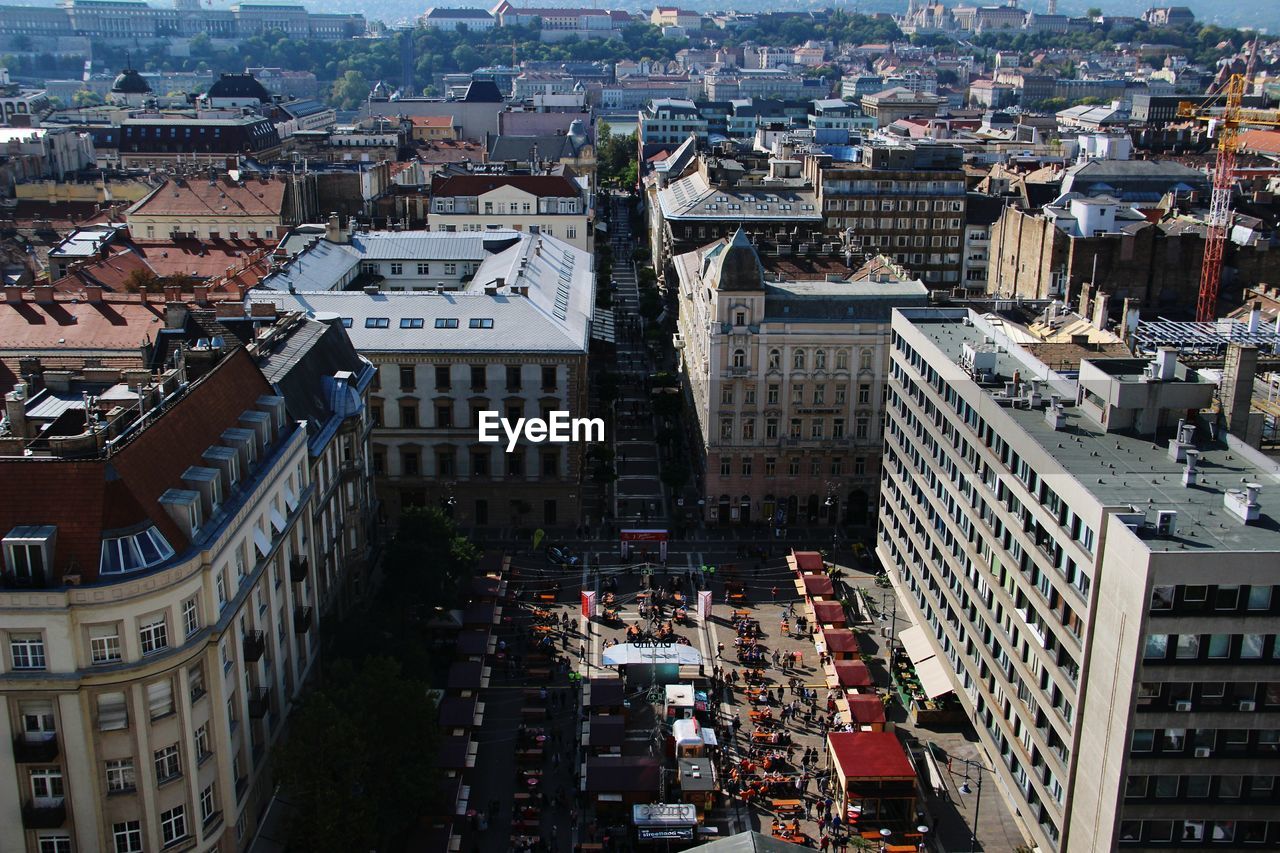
[1182,449,1199,487]
[1223,483,1262,524]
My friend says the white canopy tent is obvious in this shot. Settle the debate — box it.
[602,643,703,667]
[897,624,955,699]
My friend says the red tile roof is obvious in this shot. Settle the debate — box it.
[430,173,581,198]
[410,115,456,127]
[0,348,273,583]
[828,732,915,781]
[129,176,286,218]
[812,600,847,626]
[1240,129,1280,156]
[0,291,167,353]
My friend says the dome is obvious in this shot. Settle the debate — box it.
[206,72,271,103]
[705,229,763,292]
[111,67,152,95]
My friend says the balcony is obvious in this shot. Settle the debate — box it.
[242,630,265,663]
[248,687,271,719]
[22,799,66,829]
[12,735,58,763]
[294,605,313,634]
[289,555,309,583]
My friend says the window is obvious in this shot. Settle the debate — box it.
[399,317,424,329]
[506,365,522,390]
[1151,586,1174,610]
[4,527,51,582]
[1242,634,1265,659]
[182,597,199,638]
[10,634,45,670]
[1184,585,1208,602]
[720,418,733,441]
[765,457,776,477]
[541,452,558,478]
[742,418,755,440]
[857,384,871,405]
[836,350,849,370]
[744,386,756,405]
[1248,585,1272,610]
[719,458,731,477]
[469,318,494,329]
[31,767,63,801]
[767,385,779,405]
[811,419,824,439]
[1145,634,1168,659]
[139,615,168,655]
[732,349,746,368]
[90,626,122,665]
[400,404,418,428]
[741,457,752,477]
[147,680,173,719]
[161,805,187,845]
[154,743,181,782]
[106,758,135,793]
[792,350,806,370]
[735,311,746,326]
[364,317,390,329]
[768,349,781,370]
[40,836,71,853]
[436,403,453,428]
[1208,634,1231,658]
[541,366,557,390]
[765,418,778,439]
[417,262,430,275]
[1176,634,1200,659]
[813,385,826,405]
[389,263,403,276]
[814,350,826,370]
[833,418,846,439]
[855,417,869,439]
[470,365,487,390]
[434,318,459,329]
[789,418,802,439]
[721,387,735,405]
[1216,585,1241,609]
[788,457,801,476]
[201,784,217,823]
[113,821,142,853]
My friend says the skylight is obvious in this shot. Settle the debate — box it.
[400,318,425,329]
[365,317,389,328]
[469,318,494,329]
[435,318,459,329]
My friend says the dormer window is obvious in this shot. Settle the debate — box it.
[182,467,223,521]
[159,490,202,540]
[3,525,55,585]
[735,311,746,326]
[100,527,175,575]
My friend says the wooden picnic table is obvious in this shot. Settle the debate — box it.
[770,799,803,815]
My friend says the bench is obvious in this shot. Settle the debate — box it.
[521,706,546,720]
[729,592,746,603]
[770,799,802,815]
[535,592,557,602]
[527,668,550,680]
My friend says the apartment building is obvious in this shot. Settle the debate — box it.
[673,230,928,528]
[428,173,591,252]
[250,230,595,528]
[879,308,1280,851]
[126,175,292,243]
[0,348,318,853]
[639,99,709,148]
[647,153,825,286]
[803,142,967,288]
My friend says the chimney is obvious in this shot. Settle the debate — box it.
[1092,292,1109,331]
[5,385,28,439]
[85,285,103,304]
[1221,343,1259,440]
[1153,347,1178,381]
[4,285,23,303]
[164,284,181,303]
[33,285,55,304]
[193,285,209,305]
[1182,448,1199,487]
[325,212,340,242]
[1077,281,1090,319]
[1247,301,1262,334]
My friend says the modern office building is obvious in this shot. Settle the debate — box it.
[673,230,929,528]
[878,308,1280,851]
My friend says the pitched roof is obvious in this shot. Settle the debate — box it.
[0,348,273,584]
[425,6,494,17]
[827,731,916,781]
[410,115,457,127]
[430,173,582,198]
[128,177,287,219]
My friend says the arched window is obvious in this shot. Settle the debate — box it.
[732,349,746,368]
[793,349,806,370]
[814,350,827,370]
[768,349,781,370]
[835,349,849,370]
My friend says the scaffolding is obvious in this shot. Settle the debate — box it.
[1133,318,1280,356]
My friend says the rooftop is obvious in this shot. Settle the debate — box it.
[903,309,1280,553]
[656,171,820,222]
[128,176,286,219]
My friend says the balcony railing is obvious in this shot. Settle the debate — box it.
[242,630,265,663]
[289,555,309,583]
[12,735,58,763]
[248,687,271,719]
[294,606,313,634]
[22,799,66,829]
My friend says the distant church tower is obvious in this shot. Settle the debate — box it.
[1047,0,1057,13]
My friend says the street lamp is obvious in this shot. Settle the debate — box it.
[878,827,892,852]
[916,824,930,852]
[955,757,987,853]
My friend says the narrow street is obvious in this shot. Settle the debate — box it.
[607,193,669,528]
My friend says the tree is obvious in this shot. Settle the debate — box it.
[73,89,104,107]
[273,657,440,852]
[384,505,480,610]
[1086,7,1102,18]
[330,69,370,109]
[122,268,161,292]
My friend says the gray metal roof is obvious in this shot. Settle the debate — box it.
[764,279,930,322]
[350,230,521,261]
[656,171,822,222]
[250,232,593,354]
